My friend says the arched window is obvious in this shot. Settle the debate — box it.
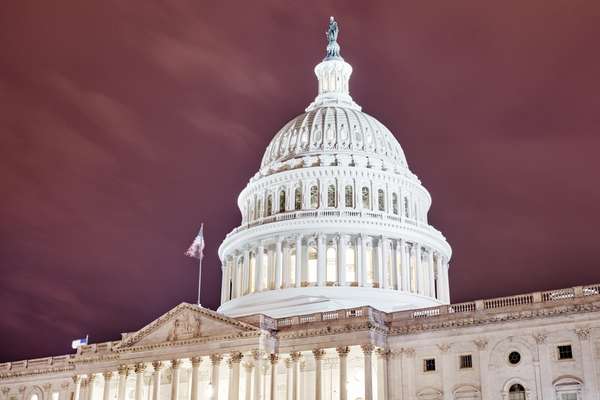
[307,246,318,283]
[362,187,370,209]
[266,195,273,217]
[310,185,319,208]
[326,246,337,283]
[392,193,398,215]
[403,197,409,217]
[249,200,255,221]
[378,189,385,211]
[294,187,302,210]
[509,384,526,400]
[279,190,286,213]
[257,199,262,219]
[327,184,336,208]
[345,185,354,208]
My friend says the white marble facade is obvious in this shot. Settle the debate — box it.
[2,17,599,400]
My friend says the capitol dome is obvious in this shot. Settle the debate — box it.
[217,18,451,318]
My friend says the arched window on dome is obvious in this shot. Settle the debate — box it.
[266,195,273,217]
[294,187,302,210]
[279,190,286,213]
[327,184,336,208]
[414,203,419,221]
[345,185,354,208]
[257,198,263,219]
[378,189,385,212]
[326,246,337,284]
[310,185,319,209]
[307,245,318,284]
[248,200,254,222]
[509,384,526,400]
[392,193,399,215]
[403,197,410,218]
[362,187,370,209]
[346,245,357,284]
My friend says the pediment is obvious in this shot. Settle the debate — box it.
[117,303,260,349]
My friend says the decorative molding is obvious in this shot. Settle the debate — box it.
[474,339,488,351]
[533,333,547,345]
[437,343,451,353]
[576,327,591,340]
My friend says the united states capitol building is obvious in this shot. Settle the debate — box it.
[2,18,599,400]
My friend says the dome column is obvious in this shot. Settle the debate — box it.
[375,238,384,288]
[427,250,435,298]
[256,241,264,292]
[359,234,368,287]
[415,245,424,295]
[282,240,291,288]
[317,234,326,286]
[243,248,250,295]
[401,241,409,292]
[337,235,347,286]
[295,235,302,288]
[275,237,283,289]
[394,241,402,290]
[381,238,389,289]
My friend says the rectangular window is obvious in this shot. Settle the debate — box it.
[423,358,436,372]
[558,345,573,360]
[561,394,577,400]
[460,354,472,369]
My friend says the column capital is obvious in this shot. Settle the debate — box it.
[117,365,129,376]
[376,348,390,359]
[171,359,182,369]
[336,346,350,358]
[229,352,243,363]
[437,343,451,353]
[242,362,254,372]
[474,338,488,351]
[403,347,415,358]
[102,372,113,380]
[88,374,97,383]
[360,344,374,355]
[269,353,279,365]
[134,363,146,373]
[210,354,223,364]
[312,349,325,360]
[576,327,591,341]
[289,351,302,362]
[72,375,82,384]
[151,361,163,371]
[191,357,202,367]
[251,350,264,361]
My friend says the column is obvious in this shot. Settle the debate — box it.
[577,328,598,400]
[401,241,409,292]
[438,344,452,400]
[435,254,443,300]
[102,372,113,400]
[190,358,201,400]
[415,245,423,295]
[282,241,290,288]
[317,234,326,286]
[210,354,223,400]
[336,347,349,400]
[256,242,264,292]
[73,376,82,400]
[243,249,250,295]
[427,249,435,297]
[360,235,368,286]
[474,339,489,400]
[284,359,292,400]
[243,362,253,400]
[361,345,374,400]
[401,349,415,400]
[387,351,402,400]
[253,351,263,400]
[151,362,162,400]
[134,364,146,400]
[356,235,364,287]
[376,350,389,400]
[443,261,451,303]
[338,235,347,285]
[533,334,552,400]
[221,263,228,304]
[290,353,301,400]
[275,238,283,289]
[116,365,129,400]
[229,353,243,400]
[269,354,278,400]
[87,375,96,400]
[295,236,302,288]
[170,360,181,400]
[394,241,401,291]
[312,350,324,400]
[381,238,389,289]
[375,238,383,288]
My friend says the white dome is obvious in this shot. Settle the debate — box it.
[217,18,451,318]
[260,107,408,177]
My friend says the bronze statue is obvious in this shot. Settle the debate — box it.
[325,16,341,59]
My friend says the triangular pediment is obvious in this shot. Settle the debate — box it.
[117,303,260,348]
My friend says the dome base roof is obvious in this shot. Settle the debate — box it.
[217,286,444,318]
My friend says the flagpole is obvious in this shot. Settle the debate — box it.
[197,256,202,306]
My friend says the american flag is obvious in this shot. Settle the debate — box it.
[185,224,205,260]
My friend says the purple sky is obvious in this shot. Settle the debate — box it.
[2,1,600,362]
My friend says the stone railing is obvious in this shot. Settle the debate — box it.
[0,355,72,373]
[274,283,600,328]
[226,209,436,238]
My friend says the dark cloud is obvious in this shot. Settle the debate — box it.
[1,0,600,362]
